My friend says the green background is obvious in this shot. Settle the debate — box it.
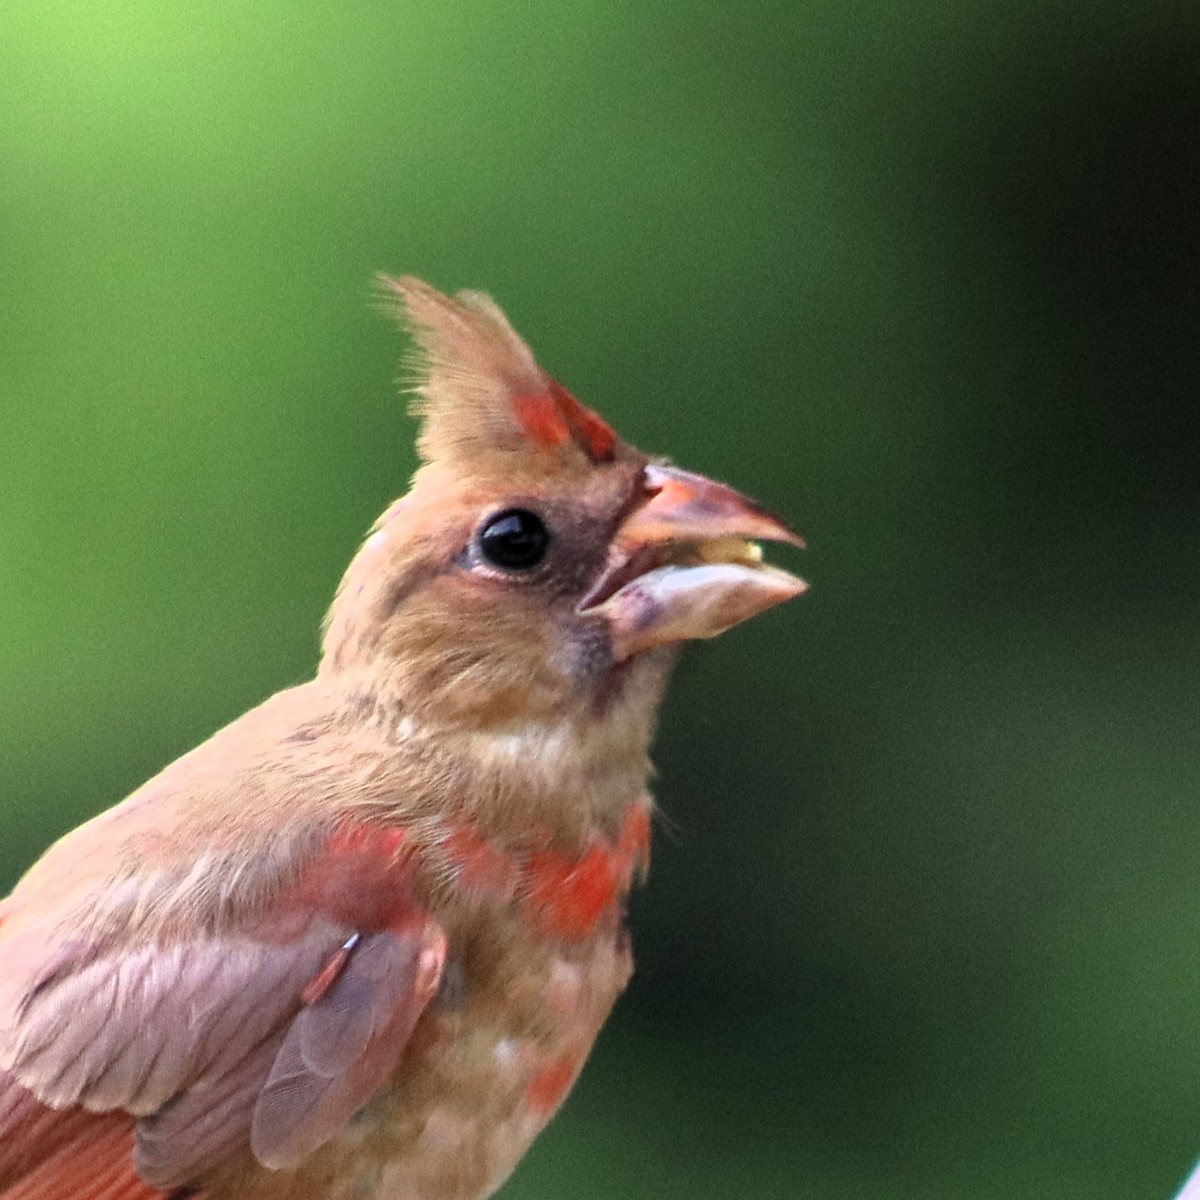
[2,4,1198,1197]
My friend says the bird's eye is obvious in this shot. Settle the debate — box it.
[477,509,550,571]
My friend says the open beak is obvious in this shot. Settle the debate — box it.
[579,464,807,661]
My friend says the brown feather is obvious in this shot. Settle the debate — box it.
[377,276,621,479]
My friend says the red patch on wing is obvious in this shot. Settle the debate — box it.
[525,1053,580,1117]
[0,1084,163,1200]
[512,382,617,463]
[272,821,414,937]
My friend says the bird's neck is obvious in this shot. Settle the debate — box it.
[329,652,675,843]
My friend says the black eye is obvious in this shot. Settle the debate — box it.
[478,509,549,571]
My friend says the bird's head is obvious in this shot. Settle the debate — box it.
[321,277,805,734]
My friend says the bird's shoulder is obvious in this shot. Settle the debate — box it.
[0,683,427,942]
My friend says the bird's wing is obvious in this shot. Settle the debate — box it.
[0,1081,156,1200]
[0,905,445,1194]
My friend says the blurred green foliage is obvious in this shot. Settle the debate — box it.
[2,3,1198,1197]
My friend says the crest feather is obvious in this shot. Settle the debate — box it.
[377,275,617,472]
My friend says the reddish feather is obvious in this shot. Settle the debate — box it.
[277,822,414,935]
[443,827,521,896]
[525,845,620,940]
[511,383,617,464]
[0,1081,164,1200]
[299,940,357,1006]
[441,802,652,940]
[523,1053,580,1118]
[616,803,652,863]
[512,392,573,449]
[524,802,650,938]
[547,380,617,463]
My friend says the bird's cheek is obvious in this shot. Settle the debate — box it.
[559,619,618,682]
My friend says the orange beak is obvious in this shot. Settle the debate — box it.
[580,465,807,661]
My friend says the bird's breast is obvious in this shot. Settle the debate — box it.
[438,798,651,940]
[332,907,634,1200]
[310,801,650,1200]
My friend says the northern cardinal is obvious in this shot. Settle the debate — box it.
[0,277,805,1200]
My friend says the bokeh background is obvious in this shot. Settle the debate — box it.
[2,4,1198,1197]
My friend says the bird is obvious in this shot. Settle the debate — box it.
[0,276,806,1200]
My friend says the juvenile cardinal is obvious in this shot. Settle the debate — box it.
[0,278,805,1200]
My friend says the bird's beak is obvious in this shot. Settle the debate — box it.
[579,464,807,661]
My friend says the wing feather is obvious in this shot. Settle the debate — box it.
[251,923,445,1169]
[134,1037,279,1188]
[0,914,445,1193]
[0,685,444,1195]
[0,1073,164,1200]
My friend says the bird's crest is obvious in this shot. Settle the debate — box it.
[378,276,618,476]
